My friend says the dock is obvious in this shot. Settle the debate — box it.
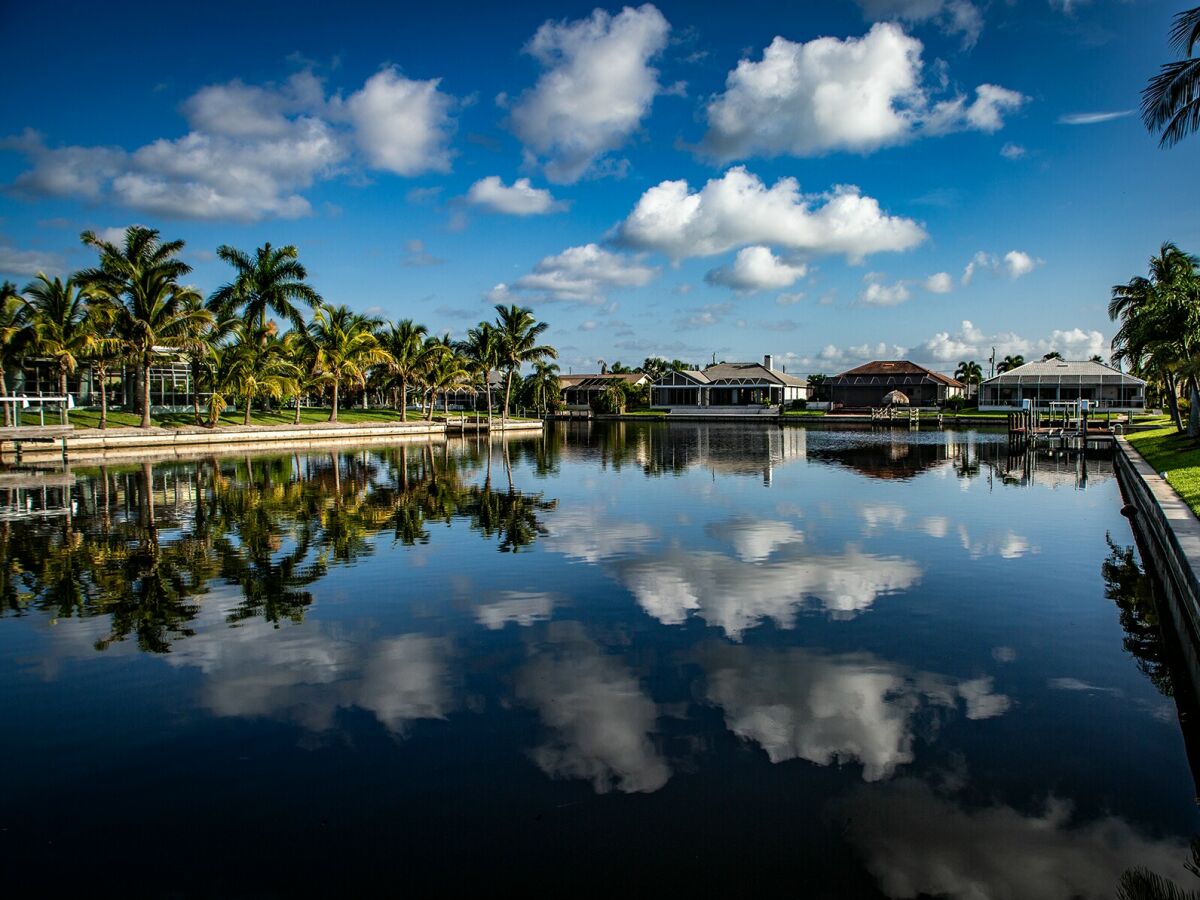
[1006,401,1122,452]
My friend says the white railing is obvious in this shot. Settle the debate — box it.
[0,395,73,427]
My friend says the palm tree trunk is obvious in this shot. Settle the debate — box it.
[97,365,108,430]
[294,395,302,425]
[1165,370,1184,432]
[400,377,408,418]
[140,361,152,428]
[0,361,9,427]
[485,379,493,430]
[329,382,339,423]
[192,360,202,426]
[243,395,252,426]
[503,369,514,427]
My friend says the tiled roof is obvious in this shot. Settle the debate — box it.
[830,360,963,388]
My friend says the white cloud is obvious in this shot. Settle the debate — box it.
[923,271,953,293]
[777,291,806,306]
[840,778,1189,899]
[3,67,455,221]
[707,519,805,562]
[1000,141,1026,159]
[466,176,564,215]
[855,0,984,48]
[543,507,656,562]
[705,245,808,292]
[861,280,911,306]
[616,167,926,262]
[182,71,326,138]
[700,644,1009,782]
[1004,249,1036,278]
[0,243,67,277]
[819,341,910,368]
[962,249,1040,284]
[516,624,670,794]
[920,320,1106,363]
[341,67,454,176]
[509,4,671,183]
[702,23,1024,161]
[493,243,658,304]
[1057,109,1134,125]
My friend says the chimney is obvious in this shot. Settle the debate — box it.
[763,354,774,371]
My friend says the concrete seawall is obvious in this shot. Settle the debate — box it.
[1114,436,1200,697]
[1,419,544,463]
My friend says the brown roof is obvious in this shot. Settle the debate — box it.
[832,360,963,388]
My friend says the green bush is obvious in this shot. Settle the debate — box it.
[789,399,807,411]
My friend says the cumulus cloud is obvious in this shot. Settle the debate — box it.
[1000,141,1027,159]
[860,280,912,306]
[702,23,1025,161]
[516,624,670,794]
[855,0,984,48]
[705,246,808,292]
[0,243,67,277]
[961,249,1041,284]
[920,319,1106,363]
[616,167,926,263]
[466,176,564,215]
[699,644,1009,781]
[3,68,455,221]
[490,243,658,305]
[543,507,656,563]
[840,777,1190,899]
[1058,109,1134,125]
[819,341,910,368]
[923,271,953,293]
[509,4,671,183]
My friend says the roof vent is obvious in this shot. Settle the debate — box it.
[764,354,774,371]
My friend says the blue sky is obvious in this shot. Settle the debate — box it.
[0,0,1196,375]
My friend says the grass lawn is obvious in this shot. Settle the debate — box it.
[67,407,486,429]
[782,409,826,417]
[1125,425,1200,516]
[621,410,668,417]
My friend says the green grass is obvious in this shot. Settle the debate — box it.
[619,410,668,417]
[782,409,827,417]
[1126,425,1200,516]
[66,407,486,429]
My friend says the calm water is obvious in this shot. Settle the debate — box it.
[2,422,1197,896]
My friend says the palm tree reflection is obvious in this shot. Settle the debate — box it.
[0,437,555,651]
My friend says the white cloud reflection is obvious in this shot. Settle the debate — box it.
[621,544,920,637]
[516,624,670,793]
[700,645,1010,781]
[840,777,1190,899]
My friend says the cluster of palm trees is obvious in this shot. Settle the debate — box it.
[1110,242,1200,433]
[0,226,558,429]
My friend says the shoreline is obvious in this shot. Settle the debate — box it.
[0,418,544,463]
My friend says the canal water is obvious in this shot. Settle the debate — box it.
[1,422,1197,895]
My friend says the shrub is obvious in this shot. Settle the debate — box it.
[789,399,807,411]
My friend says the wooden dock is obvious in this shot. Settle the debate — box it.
[0,425,74,462]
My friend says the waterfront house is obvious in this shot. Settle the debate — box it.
[650,356,808,411]
[559,373,650,412]
[826,360,964,408]
[977,359,1146,411]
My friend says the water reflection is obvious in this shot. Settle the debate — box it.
[0,423,1194,894]
[0,439,557,649]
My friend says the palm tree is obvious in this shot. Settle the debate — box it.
[424,343,472,420]
[78,226,213,428]
[462,321,501,427]
[283,326,320,424]
[1142,6,1200,147]
[954,360,983,398]
[22,273,97,401]
[1042,351,1063,361]
[1111,243,1200,433]
[996,354,1025,373]
[494,303,556,425]
[0,281,32,426]
[526,359,561,416]
[209,243,322,332]
[213,324,300,426]
[378,319,428,415]
[80,298,119,430]
[308,304,390,422]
